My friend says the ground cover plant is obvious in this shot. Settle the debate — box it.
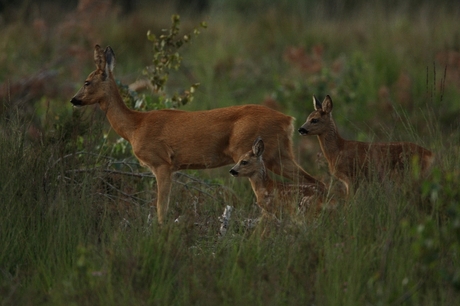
[1,0,460,304]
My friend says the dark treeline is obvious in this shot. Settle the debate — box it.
[0,0,209,15]
[1,0,459,16]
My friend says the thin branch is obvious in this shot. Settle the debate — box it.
[64,166,235,204]
[174,172,240,201]
[173,179,217,200]
[66,168,154,178]
[96,176,150,205]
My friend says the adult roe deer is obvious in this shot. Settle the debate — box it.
[70,45,325,224]
[229,137,323,217]
[298,95,434,195]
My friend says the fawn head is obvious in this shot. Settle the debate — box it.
[229,137,265,177]
[298,95,333,136]
[70,45,115,107]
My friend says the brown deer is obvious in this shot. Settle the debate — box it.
[70,45,325,224]
[229,137,323,217]
[298,95,435,195]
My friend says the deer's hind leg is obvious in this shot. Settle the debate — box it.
[265,150,325,190]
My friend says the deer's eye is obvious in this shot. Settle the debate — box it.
[84,81,90,86]
[311,118,319,124]
[241,160,248,165]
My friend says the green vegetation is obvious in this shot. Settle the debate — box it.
[1,0,459,304]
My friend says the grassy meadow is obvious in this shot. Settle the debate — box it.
[1,0,460,304]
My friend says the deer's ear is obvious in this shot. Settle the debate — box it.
[104,46,115,75]
[313,96,322,111]
[94,45,106,72]
[252,136,265,157]
[322,95,333,114]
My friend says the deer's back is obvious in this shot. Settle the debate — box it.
[133,105,294,170]
[338,140,434,179]
[255,180,320,215]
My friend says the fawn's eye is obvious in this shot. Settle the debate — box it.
[241,160,248,165]
[84,81,90,86]
[311,118,319,124]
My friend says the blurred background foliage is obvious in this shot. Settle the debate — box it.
[1,0,459,147]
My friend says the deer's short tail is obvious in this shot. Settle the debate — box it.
[422,151,435,175]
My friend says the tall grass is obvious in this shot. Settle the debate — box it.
[1,0,460,304]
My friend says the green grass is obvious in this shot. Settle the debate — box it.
[1,0,460,305]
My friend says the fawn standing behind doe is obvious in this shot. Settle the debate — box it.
[298,95,434,195]
[70,45,324,224]
[229,137,323,218]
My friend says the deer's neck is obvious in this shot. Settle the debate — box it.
[249,165,274,199]
[100,79,138,142]
[317,118,344,163]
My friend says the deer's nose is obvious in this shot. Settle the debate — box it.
[70,97,82,106]
[298,127,308,135]
[229,169,238,176]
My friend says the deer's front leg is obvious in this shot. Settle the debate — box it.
[152,165,173,225]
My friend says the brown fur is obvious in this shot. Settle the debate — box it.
[71,45,325,224]
[230,137,323,218]
[298,95,434,195]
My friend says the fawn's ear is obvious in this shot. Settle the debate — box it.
[322,95,333,114]
[313,95,322,111]
[252,136,265,158]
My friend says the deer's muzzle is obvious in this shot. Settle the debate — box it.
[229,169,239,177]
[70,97,82,106]
[298,127,308,135]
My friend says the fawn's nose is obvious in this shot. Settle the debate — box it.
[70,97,82,106]
[229,169,238,176]
[298,127,308,135]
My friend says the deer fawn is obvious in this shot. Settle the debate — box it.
[229,137,323,217]
[71,45,324,224]
[298,95,434,195]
